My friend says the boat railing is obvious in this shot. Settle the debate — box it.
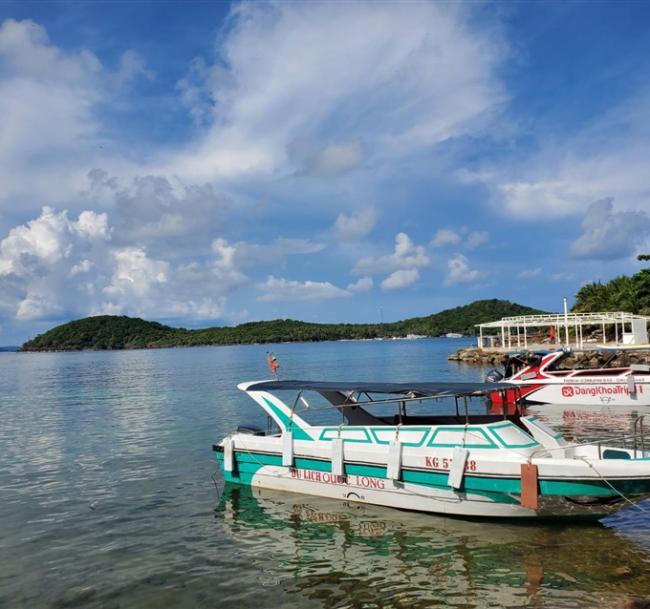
[595,415,648,459]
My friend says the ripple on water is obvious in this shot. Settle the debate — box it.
[0,343,649,608]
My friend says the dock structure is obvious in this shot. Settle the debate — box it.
[476,311,650,351]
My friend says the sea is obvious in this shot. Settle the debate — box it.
[1,338,649,609]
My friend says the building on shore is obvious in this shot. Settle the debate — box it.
[476,311,650,351]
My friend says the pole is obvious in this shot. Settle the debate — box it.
[563,297,569,347]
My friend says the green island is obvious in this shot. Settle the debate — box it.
[20,265,650,352]
[21,299,543,351]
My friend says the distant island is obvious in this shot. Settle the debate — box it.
[21,300,543,352]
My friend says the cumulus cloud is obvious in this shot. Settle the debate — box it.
[0,206,108,277]
[431,229,461,248]
[256,276,351,302]
[353,232,429,275]
[444,254,481,286]
[347,276,373,293]
[85,169,228,250]
[0,206,249,324]
[570,198,650,260]
[166,1,506,181]
[114,49,154,88]
[431,227,488,250]
[16,292,64,321]
[334,208,377,240]
[381,269,419,290]
[465,230,489,250]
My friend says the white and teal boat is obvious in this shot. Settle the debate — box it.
[213,380,650,518]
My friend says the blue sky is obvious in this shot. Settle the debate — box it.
[0,1,649,343]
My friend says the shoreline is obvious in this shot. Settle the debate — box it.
[447,347,650,367]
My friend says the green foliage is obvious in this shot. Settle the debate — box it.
[21,299,545,351]
[573,269,650,315]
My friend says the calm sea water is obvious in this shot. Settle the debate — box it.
[1,338,649,609]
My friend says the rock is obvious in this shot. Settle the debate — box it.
[447,348,650,368]
[613,565,633,577]
[624,598,650,609]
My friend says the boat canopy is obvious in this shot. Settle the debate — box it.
[243,380,512,398]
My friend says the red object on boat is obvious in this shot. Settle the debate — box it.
[520,463,539,510]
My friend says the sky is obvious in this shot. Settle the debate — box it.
[0,0,649,344]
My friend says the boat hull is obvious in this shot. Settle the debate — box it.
[518,381,650,406]
[214,450,647,519]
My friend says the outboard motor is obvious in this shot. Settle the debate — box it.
[485,369,504,383]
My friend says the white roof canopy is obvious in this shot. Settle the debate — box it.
[477,311,650,329]
[475,311,650,350]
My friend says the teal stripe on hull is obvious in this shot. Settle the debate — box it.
[214,450,650,499]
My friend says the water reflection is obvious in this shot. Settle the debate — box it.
[1,341,649,609]
[216,484,650,609]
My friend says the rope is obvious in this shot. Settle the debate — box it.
[577,456,650,514]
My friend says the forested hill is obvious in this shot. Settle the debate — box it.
[21,299,544,351]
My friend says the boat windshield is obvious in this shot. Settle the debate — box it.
[245,381,523,429]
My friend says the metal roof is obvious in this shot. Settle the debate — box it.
[242,380,511,397]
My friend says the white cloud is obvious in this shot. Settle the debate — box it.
[475,90,650,221]
[256,275,351,302]
[165,1,506,181]
[16,292,64,321]
[381,269,419,290]
[85,170,228,249]
[292,140,365,176]
[334,208,377,240]
[353,232,429,275]
[570,198,650,260]
[431,229,461,248]
[444,254,481,286]
[0,206,258,324]
[518,267,542,279]
[75,210,110,240]
[464,230,489,250]
[431,227,488,250]
[0,206,102,277]
[70,259,93,277]
[0,19,105,207]
[347,276,373,293]
[103,247,169,300]
[114,49,154,88]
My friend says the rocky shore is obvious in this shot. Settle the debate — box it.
[448,347,650,368]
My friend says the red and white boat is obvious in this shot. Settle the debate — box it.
[487,349,650,407]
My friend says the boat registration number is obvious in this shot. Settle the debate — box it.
[425,456,477,471]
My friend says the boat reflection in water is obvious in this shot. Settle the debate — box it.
[215,484,650,609]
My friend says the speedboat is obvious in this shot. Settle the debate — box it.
[213,380,650,518]
[486,349,650,407]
